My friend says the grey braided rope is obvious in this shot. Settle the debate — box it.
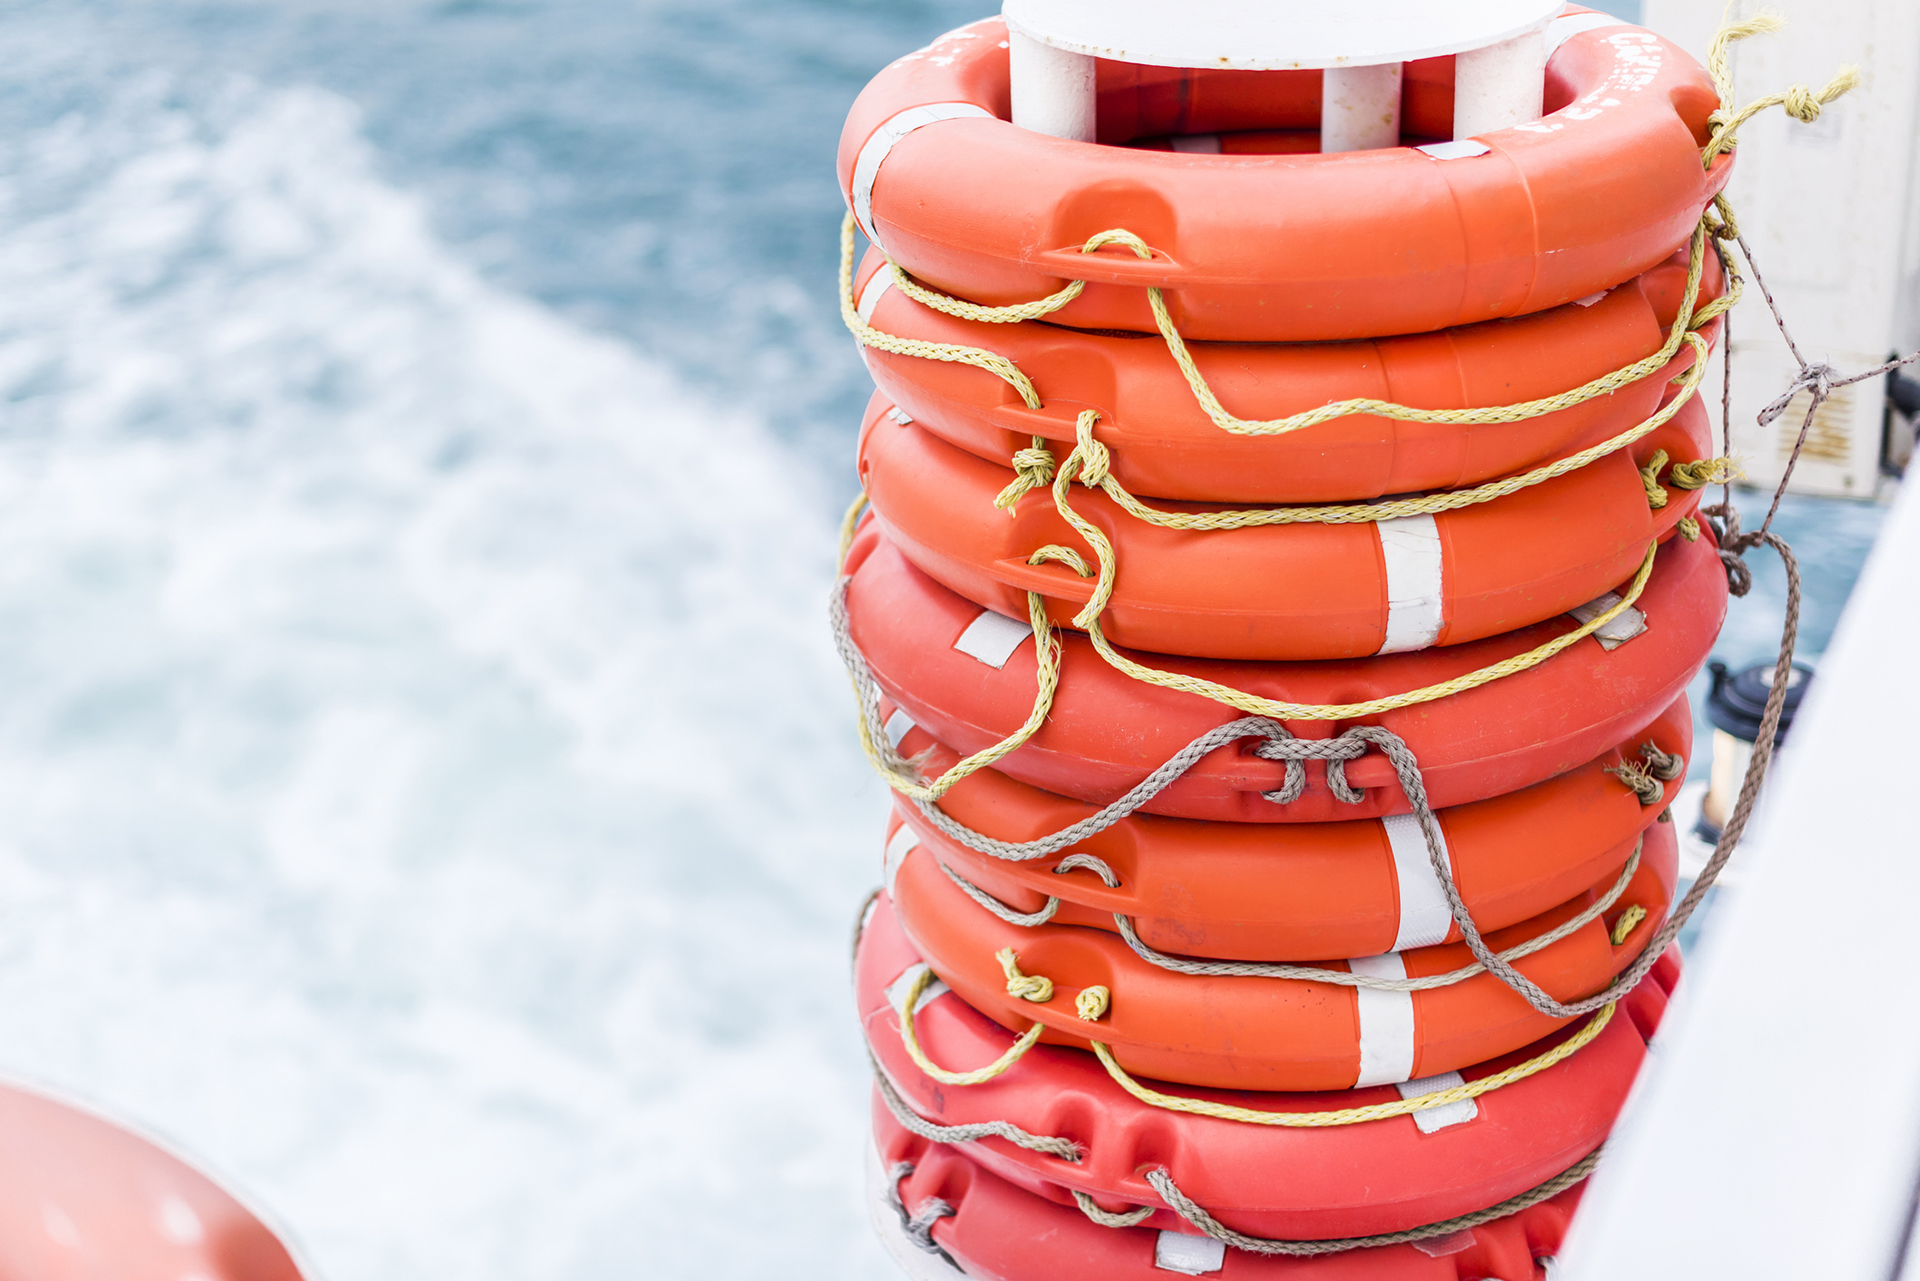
[936,843,1641,991]
[882,1161,958,1256]
[1073,1190,1155,1228]
[837,526,1800,1022]
[871,1054,1083,1161]
[1141,1149,1601,1256]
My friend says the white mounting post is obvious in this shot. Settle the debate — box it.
[1453,27,1549,139]
[1001,0,1563,152]
[1323,63,1405,153]
[1008,29,1098,142]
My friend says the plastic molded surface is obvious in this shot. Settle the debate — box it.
[1001,0,1565,69]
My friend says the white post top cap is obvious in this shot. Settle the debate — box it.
[1001,0,1566,70]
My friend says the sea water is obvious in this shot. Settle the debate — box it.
[0,1,1876,1278]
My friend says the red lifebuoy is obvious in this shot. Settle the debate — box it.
[871,1096,1586,1281]
[859,389,1711,661]
[838,15,1728,341]
[843,522,1726,823]
[858,890,1680,1239]
[882,695,1690,962]
[853,244,1723,503]
[887,820,1675,1092]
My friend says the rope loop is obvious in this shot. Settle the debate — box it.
[1639,449,1671,509]
[1076,986,1112,1022]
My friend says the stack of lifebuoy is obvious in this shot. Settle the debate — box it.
[834,9,1735,1279]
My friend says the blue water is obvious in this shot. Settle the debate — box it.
[0,2,1875,1279]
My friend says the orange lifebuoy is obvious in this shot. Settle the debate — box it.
[843,522,1726,823]
[853,245,1723,503]
[872,1098,1590,1280]
[882,695,1690,963]
[858,890,1680,1240]
[887,818,1675,1092]
[838,16,1729,342]
[859,389,1711,661]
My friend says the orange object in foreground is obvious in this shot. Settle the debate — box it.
[888,821,1675,1092]
[860,389,1712,661]
[853,244,1723,504]
[837,15,1729,342]
[0,1081,305,1281]
[843,522,1726,823]
[858,889,1681,1240]
[882,696,1691,963]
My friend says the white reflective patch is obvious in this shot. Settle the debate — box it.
[953,609,1034,668]
[1546,11,1628,55]
[887,405,915,425]
[1350,952,1417,1087]
[1573,290,1609,308]
[1154,1230,1226,1275]
[851,103,997,248]
[1570,591,1649,651]
[1170,134,1222,154]
[1418,139,1491,160]
[884,708,917,749]
[885,963,951,1020]
[885,826,921,897]
[1382,813,1455,952]
[1397,1070,1481,1134]
[856,269,896,324]
[1376,514,1446,654]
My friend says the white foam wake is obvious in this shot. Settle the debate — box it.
[0,74,892,1279]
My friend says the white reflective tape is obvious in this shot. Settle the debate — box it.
[1417,139,1491,160]
[885,826,921,897]
[1350,952,1417,1087]
[953,609,1034,668]
[1396,1070,1481,1134]
[885,963,951,1020]
[1573,290,1608,308]
[1170,133,1222,154]
[887,405,915,425]
[1376,514,1446,654]
[856,268,896,324]
[851,103,997,248]
[1382,813,1455,952]
[884,708,917,749]
[1546,11,1628,55]
[1154,1230,1227,1275]
[1570,591,1648,651]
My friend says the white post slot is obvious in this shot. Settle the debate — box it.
[1009,30,1098,142]
[1453,26,1548,139]
[1322,63,1404,152]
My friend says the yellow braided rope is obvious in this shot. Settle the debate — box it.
[1090,1003,1616,1127]
[1080,543,1657,722]
[844,215,1729,445]
[1610,905,1649,947]
[839,214,1041,409]
[837,490,869,571]
[848,587,1063,805]
[896,964,1048,1087]
[1025,345,1715,533]
[1701,10,1859,168]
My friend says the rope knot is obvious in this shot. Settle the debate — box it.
[997,948,1054,1003]
[1782,83,1823,122]
[1604,748,1675,807]
[1666,456,1743,490]
[994,436,1057,514]
[1757,362,1836,427]
[1075,985,1111,1022]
